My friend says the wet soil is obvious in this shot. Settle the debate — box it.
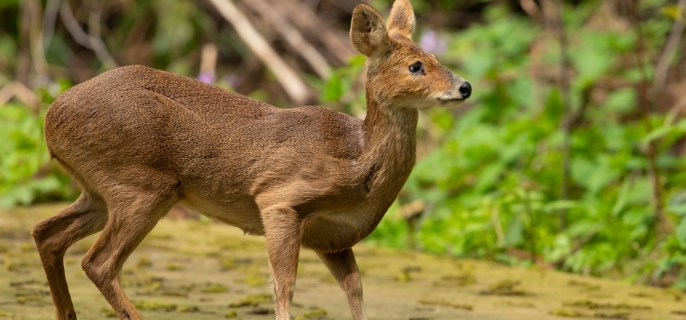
[1,204,685,320]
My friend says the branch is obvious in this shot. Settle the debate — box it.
[631,0,669,239]
[42,0,60,57]
[519,0,542,21]
[59,0,117,69]
[664,92,686,127]
[556,0,572,228]
[241,0,331,79]
[28,0,47,82]
[206,0,312,105]
[87,5,118,69]
[0,82,41,113]
[653,0,686,93]
[273,0,356,64]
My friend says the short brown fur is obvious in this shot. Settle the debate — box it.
[31,1,469,319]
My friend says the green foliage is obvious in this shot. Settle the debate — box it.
[0,0,684,289]
[363,2,686,286]
[0,82,77,208]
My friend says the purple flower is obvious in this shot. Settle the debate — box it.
[419,29,447,55]
[222,73,241,89]
[197,71,215,84]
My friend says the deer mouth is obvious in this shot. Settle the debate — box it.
[437,97,464,103]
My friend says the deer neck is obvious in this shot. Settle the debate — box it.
[359,88,418,200]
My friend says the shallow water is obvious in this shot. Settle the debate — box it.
[1,204,684,319]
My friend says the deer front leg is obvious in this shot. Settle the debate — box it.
[261,206,303,320]
[316,248,367,320]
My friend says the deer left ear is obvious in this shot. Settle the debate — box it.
[386,0,416,39]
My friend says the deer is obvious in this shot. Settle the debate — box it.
[31,0,471,319]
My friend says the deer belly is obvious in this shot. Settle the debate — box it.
[178,196,265,235]
[300,210,379,252]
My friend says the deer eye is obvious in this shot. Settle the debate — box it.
[408,62,423,74]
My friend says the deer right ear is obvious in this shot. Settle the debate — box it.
[350,4,390,57]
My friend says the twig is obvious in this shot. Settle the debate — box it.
[42,0,60,58]
[87,3,118,69]
[206,0,312,105]
[272,0,356,64]
[524,188,537,265]
[0,82,41,112]
[59,0,117,69]
[490,205,505,246]
[28,0,48,83]
[199,43,218,82]
[553,223,604,268]
[519,0,541,21]
[653,0,686,93]
[664,92,686,126]
[631,0,669,239]
[241,0,331,79]
[557,0,572,229]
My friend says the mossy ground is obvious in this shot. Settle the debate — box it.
[1,204,684,319]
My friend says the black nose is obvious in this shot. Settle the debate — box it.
[459,82,472,99]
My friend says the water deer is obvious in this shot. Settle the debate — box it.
[32,0,471,319]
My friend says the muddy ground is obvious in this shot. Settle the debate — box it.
[1,204,685,320]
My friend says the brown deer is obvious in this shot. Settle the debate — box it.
[31,0,471,319]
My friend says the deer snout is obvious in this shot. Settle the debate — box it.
[435,71,471,103]
[459,82,472,99]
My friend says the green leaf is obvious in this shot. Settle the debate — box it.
[504,215,525,246]
[676,218,686,245]
[322,75,344,102]
[661,5,684,21]
[604,89,636,114]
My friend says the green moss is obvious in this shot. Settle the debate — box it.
[5,258,30,272]
[244,273,267,287]
[19,242,35,252]
[228,293,273,308]
[295,307,330,319]
[567,280,600,291]
[201,283,228,293]
[418,299,473,311]
[0,309,13,317]
[166,263,183,271]
[393,271,412,282]
[219,257,236,270]
[593,312,629,319]
[496,300,535,308]
[563,300,651,310]
[148,233,174,240]
[435,274,477,287]
[549,309,583,317]
[480,280,527,296]
[225,310,238,318]
[247,307,273,315]
[137,256,152,268]
[15,292,45,305]
[131,300,200,313]
[100,307,118,318]
[132,300,177,311]
[176,305,200,313]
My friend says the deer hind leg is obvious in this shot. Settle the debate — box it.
[316,248,368,320]
[32,191,108,320]
[260,205,303,320]
[81,178,178,320]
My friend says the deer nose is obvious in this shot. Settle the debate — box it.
[459,82,472,99]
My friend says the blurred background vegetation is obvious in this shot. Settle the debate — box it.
[1,0,686,291]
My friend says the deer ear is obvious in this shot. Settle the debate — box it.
[350,4,390,57]
[386,0,416,39]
